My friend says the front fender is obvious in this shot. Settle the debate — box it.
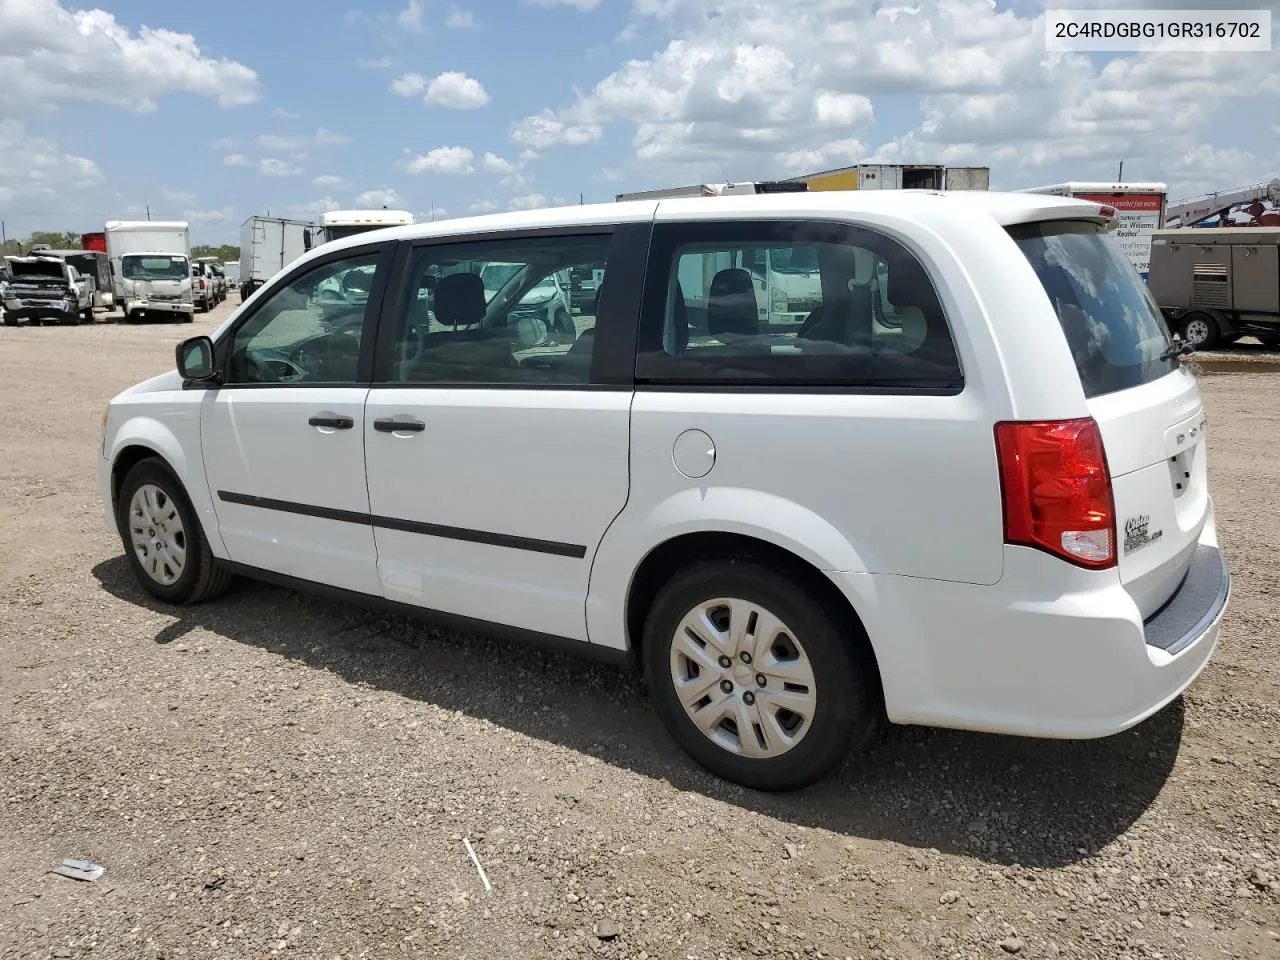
[106,407,227,559]
[585,486,870,652]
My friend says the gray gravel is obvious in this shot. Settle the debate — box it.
[1,303,1279,959]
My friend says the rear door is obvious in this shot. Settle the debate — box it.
[1009,220,1207,617]
[362,224,649,642]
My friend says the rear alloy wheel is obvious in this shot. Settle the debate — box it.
[1180,312,1221,351]
[115,458,233,605]
[644,559,879,791]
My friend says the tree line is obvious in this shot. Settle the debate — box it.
[2,232,239,262]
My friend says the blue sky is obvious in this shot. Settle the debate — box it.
[1,0,1277,245]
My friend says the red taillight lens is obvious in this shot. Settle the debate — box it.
[995,418,1116,569]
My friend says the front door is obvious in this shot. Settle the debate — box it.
[201,244,392,596]
[362,228,642,641]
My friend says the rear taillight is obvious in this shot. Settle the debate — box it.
[995,418,1115,569]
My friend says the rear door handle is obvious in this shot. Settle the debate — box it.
[373,417,426,433]
[308,414,354,430]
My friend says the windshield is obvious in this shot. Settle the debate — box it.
[123,255,189,281]
[1008,220,1176,398]
[324,224,384,243]
[771,246,820,274]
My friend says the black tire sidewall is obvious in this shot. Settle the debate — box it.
[642,560,872,791]
[115,459,210,604]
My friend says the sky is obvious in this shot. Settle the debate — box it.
[1,0,1277,245]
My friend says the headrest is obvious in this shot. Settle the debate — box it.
[435,272,486,328]
[885,256,935,310]
[707,268,757,337]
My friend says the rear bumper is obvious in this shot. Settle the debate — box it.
[839,508,1227,740]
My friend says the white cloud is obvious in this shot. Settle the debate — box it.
[255,128,353,152]
[529,0,601,9]
[163,187,199,204]
[468,199,499,213]
[359,56,395,69]
[0,120,102,219]
[446,5,479,28]
[510,111,601,149]
[813,92,874,129]
[183,206,235,224]
[405,145,475,175]
[270,107,301,120]
[397,0,426,32]
[508,192,548,210]
[391,71,489,108]
[278,196,342,220]
[0,0,260,112]
[512,0,1280,194]
[518,148,539,162]
[259,157,302,177]
[355,188,402,207]
[427,72,490,109]
[223,153,251,166]
[391,73,428,98]
[312,174,347,187]
[480,153,518,174]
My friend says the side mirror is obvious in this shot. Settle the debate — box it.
[176,336,217,382]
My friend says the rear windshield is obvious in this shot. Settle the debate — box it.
[1008,220,1177,398]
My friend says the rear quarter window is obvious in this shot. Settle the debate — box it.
[1008,220,1177,398]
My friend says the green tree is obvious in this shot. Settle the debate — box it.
[29,231,81,250]
[192,243,240,262]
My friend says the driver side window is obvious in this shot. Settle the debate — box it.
[226,251,382,385]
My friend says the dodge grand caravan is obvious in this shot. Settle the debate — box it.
[100,191,1229,791]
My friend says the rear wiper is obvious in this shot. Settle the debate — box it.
[1159,340,1195,362]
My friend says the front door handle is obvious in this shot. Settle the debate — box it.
[308,414,354,430]
[373,417,426,433]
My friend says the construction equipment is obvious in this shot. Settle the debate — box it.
[1165,179,1280,228]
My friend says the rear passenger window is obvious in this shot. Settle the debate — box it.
[635,221,962,390]
[387,235,611,384]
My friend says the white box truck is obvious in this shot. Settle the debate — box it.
[239,215,312,300]
[1016,181,1167,281]
[103,220,195,322]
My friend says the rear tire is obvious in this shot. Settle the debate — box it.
[1258,333,1280,349]
[642,558,880,792]
[83,307,94,323]
[1180,311,1221,350]
[115,458,234,605]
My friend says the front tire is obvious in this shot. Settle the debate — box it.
[1180,311,1221,350]
[115,458,233,605]
[643,558,879,791]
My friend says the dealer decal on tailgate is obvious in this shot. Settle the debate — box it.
[1124,514,1164,556]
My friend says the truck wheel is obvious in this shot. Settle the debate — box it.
[83,307,94,323]
[2,315,16,326]
[1179,312,1221,351]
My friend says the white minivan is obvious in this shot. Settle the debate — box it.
[100,191,1229,791]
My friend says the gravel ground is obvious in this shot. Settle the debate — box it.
[2,303,1279,960]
